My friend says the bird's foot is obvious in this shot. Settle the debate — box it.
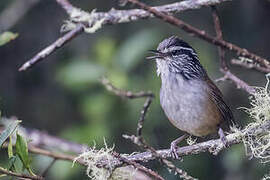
[218,128,229,147]
[169,134,188,159]
[170,141,180,159]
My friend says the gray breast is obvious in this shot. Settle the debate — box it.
[159,72,220,136]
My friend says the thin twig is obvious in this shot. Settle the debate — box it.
[24,128,87,154]
[124,134,198,180]
[1,127,241,167]
[41,158,57,177]
[231,59,270,73]
[5,125,164,179]
[18,24,84,71]
[0,118,88,154]
[211,6,227,71]
[107,128,242,167]
[109,77,198,180]
[1,120,268,170]
[126,0,270,70]
[137,97,152,138]
[95,0,233,25]
[98,79,267,166]
[102,78,164,179]
[124,133,198,180]
[210,6,255,94]
[101,77,154,99]
[3,140,165,179]
[28,146,85,166]
[19,0,270,72]
[161,159,198,180]
[18,0,84,71]
[55,0,74,15]
[0,167,44,180]
[124,119,270,163]
[114,153,165,180]
[219,70,255,94]
[28,143,164,179]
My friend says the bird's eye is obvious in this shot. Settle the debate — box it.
[171,50,182,56]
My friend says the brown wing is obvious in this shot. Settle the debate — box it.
[205,77,235,127]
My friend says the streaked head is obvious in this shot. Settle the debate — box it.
[148,36,206,80]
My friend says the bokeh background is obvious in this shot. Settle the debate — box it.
[1,0,270,179]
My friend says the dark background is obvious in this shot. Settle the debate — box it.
[0,0,270,179]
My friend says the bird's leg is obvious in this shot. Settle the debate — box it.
[170,134,188,159]
[218,127,228,147]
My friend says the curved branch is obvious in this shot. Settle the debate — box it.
[218,70,255,94]
[100,120,269,167]
[210,6,254,94]
[101,77,154,99]
[1,118,268,175]
[89,0,233,25]
[0,167,44,180]
[28,146,85,166]
[231,59,270,73]
[18,24,84,71]
[127,0,270,70]
[19,0,239,71]
[56,0,232,25]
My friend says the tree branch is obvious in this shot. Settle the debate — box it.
[231,58,270,73]
[101,77,154,99]
[0,167,44,180]
[217,70,255,94]
[29,144,165,180]
[1,117,269,176]
[0,118,87,154]
[126,0,269,70]
[0,124,243,167]
[27,145,85,166]
[87,0,233,25]
[211,6,227,70]
[111,78,199,180]
[113,152,165,180]
[55,0,74,15]
[10,1,270,178]
[99,119,269,167]
[210,6,254,94]
[18,24,84,71]
[137,97,152,138]
[19,0,270,72]
[41,158,57,177]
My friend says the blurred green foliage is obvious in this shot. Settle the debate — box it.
[15,133,35,176]
[57,59,105,91]
[0,119,20,147]
[0,118,36,178]
[0,32,18,46]
[57,29,162,146]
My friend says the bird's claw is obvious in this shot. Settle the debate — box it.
[170,142,180,159]
[218,128,229,147]
[220,135,229,147]
[169,134,188,160]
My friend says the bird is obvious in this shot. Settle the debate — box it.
[147,36,234,159]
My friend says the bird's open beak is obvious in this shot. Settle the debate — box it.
[146,50,165,60]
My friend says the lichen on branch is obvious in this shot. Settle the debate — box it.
[241,74,270,163]
[61,8,105,33]
[73,140,116,180]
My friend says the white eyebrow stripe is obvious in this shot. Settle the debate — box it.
[167,46,182,51]
[167,46,197,55]
[179,47,194,52]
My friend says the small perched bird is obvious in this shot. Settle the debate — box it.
[147,36,234,159]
